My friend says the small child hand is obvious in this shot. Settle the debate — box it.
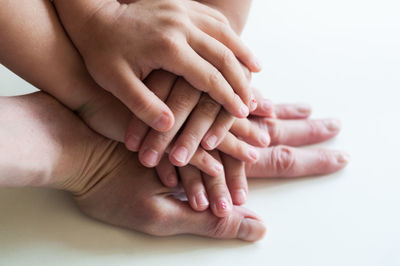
[54,0,261,132]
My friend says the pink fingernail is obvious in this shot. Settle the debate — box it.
[248,147,259,161]
[154,112,172,132]
[336,152,351,164]
[196,192,209,208]
[240,104,249,117]
[249,98,257,112]
[214,162,223,174]
[172,146,189,164]
[234,189,247,205]
[295,104,312,116]
[206,135,218,149]
[259,133,270,147]
[126,134,141,151]
[142,149,159,167]
[217,199,229,211]
[253,57,263,71]
[324,119,341,132]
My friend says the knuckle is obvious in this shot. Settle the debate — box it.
[198,97,221,116]
[171,91,195,112]
[207,68,224,90]
[220,48,235,68]
[158,33,180,53]
[264,119,280,144]
[158,0,185,13]
[207,215,239,239]
[308,121,324,139]
[270,146,295,177]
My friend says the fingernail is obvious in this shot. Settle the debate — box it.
[126,134,141,151]
[259,133,270,147]
[154,112,172,132]
[324,119,341,132]
[253,57,263,71]
[142,149,159,167]
[214,162,223,174]
[295,104,311,116]
[249,97,257,112]
[248,147,259,161]
[205,135,218,149]
[216,198,230,213]
[172,146,189,164]
[237,218,267,242]
[336,152,351,164]
[196,192,209,208]
[234,189,247,205]
[166,173,177,186]
[261,99,273,112]
[240,104,249,117]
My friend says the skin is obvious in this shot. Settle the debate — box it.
[0,0,348,216]
[52,0,261,130]
[0,0,263,215]
[0,92,349,241]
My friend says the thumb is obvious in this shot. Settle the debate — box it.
[171,200,267,242]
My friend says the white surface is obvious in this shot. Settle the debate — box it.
[1,0,400,265]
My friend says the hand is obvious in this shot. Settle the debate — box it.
[7,92,346,242]
[74,105,349,242]
[53,0,261,133]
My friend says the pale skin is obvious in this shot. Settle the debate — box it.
[52,0,261,132]
[0,0,349,216]
[0,0,265,216]
[0,92,348,241]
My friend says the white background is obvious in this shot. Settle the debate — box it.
[1,0,399,265]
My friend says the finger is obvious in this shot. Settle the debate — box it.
[250,89,275,117]
[275,103,312,119]
[259,118,342,146]
[139,79,201,167]
[165,43,250,118]
[202,109,235,150]
[170,202,266,242]
[186,147,224,177]
[245,146,350,178]
[217,132,260,163]
[202,151,232,217]
[221,154,248,206]
[179,165,209,211]
[169,94,221,166]
[193,16,262,72]
[156,154,179,188]
[112,64,175,132]
[189,30,255,108]
[124,70,177,151]
[230,118,270,147]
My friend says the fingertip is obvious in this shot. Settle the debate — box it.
[232,189,247,205]
[335,151,351,166]
[212,198,232,218]
[202,134,218,150]
[247,147,260,163]
[139,148,160,168]
[125,133,141,152]
[237,218,267,242]
[169,146,189,167]
[152,111,175,132]
[191,192,209,212]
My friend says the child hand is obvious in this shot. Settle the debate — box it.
[53,0,261,132]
